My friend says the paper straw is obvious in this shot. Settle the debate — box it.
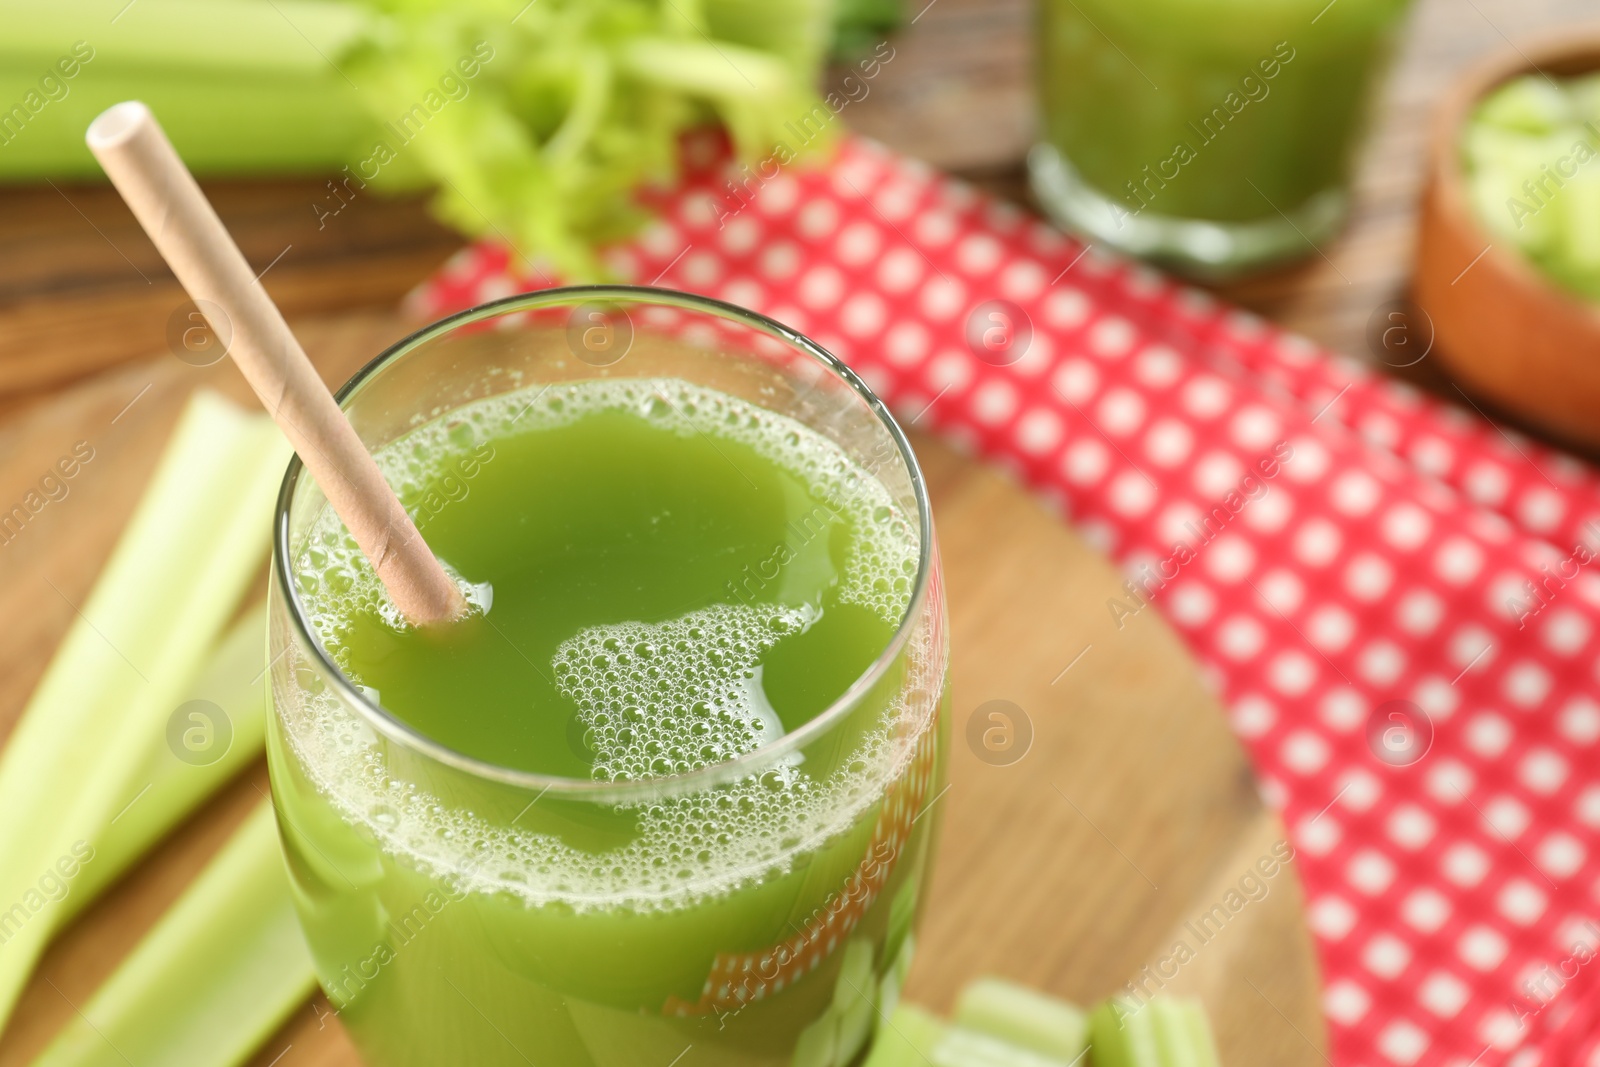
[87,101,466,626]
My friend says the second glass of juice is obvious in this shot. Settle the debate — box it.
[1030,0,1414,276]
[266,287,949,1067]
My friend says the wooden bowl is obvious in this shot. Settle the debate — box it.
[1414,30,1600,449]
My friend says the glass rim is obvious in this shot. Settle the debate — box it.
[272,284,935,800]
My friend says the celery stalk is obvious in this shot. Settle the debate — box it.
[0,390,288,1033]
[618,38,791,100]
[933,1029,1071,1067]
[1153,1000,1220,1067]
[1089,999,1160,1067]
[1562,167,1600,273]
[953,977,1087,1062]
[58,602,271,927]
[862,1004,946,1067]
[0,0,377,179]
[31,800,316,1067]
[0,77,375,179]
[1089,997,1220,1067]
[0,0,369,75]
[704,0,837,76]
[1473,76,1572,134]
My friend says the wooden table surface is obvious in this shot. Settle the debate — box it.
[1,1,1597,1065]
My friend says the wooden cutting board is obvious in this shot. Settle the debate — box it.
[0,314,1324,1066]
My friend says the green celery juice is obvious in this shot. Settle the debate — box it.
[267,377,947,1067]
[1038,0,1412,220]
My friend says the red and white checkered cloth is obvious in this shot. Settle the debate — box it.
[412,134,1600,1067]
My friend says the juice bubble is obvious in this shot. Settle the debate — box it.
[554,603,812,782]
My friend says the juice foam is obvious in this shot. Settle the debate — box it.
[280,378,939,912]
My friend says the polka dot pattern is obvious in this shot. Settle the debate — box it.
[415,134,1600,1067]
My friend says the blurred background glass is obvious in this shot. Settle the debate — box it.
[1030,0,1415,277]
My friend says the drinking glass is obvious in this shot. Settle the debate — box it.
[266,287,950,1067]
[1030,0,1414,276]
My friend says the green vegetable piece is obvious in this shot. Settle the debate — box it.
[878,931,916,1022]
[1476,74,1572,134]
[1570,72,1600,126]
[794,939,880,1067]
[1462,126,1569,182]
[838,987,878,1067]
[862,1004,946,1067]
[834,939,879,1065]
[1090,998,1161,1067]
[1090,996,1221,1067]
[883,859,922,969]
[705,0,837,75]
[1153,999,1221,1067]
[952,976,1087,1062]
[834,938,878,1011]
[1469,166,1548,249]
[1560,166,1600,271]
[31,800,316,1067]
[933,1028,1073,1067]
[793,1008,840,1067]
[832,0,904,59]
[59,602,271,927]
[0,391,287,1034]
[1463,69,1600,301]
[0,0,374,180]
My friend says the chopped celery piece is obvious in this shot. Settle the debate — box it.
[838,986,878,1065]
[793,1009,840,1067]
[864,988,1216,1067]
[834,939,878,1066]
[1465,72,1600,302]
[1468,166,1550,249]
[59,602,270,927]
[883,855,922,968]
[793,938,878,1067]
[31,800,316,1067]
[1089,997,1220,1067]
[1461,126,1570,184]
[933,1028,1070,1067]
[1154,999,1221,1067]
[862,1005,946,1067]
[1090,999,1159,1067]
[1561,167,1600,271]
[0,391,287,1033]
[953,976,1087,1062]
[877,931,915,1023]
[1571,73,1600,126]
[1474,75,1572,134]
